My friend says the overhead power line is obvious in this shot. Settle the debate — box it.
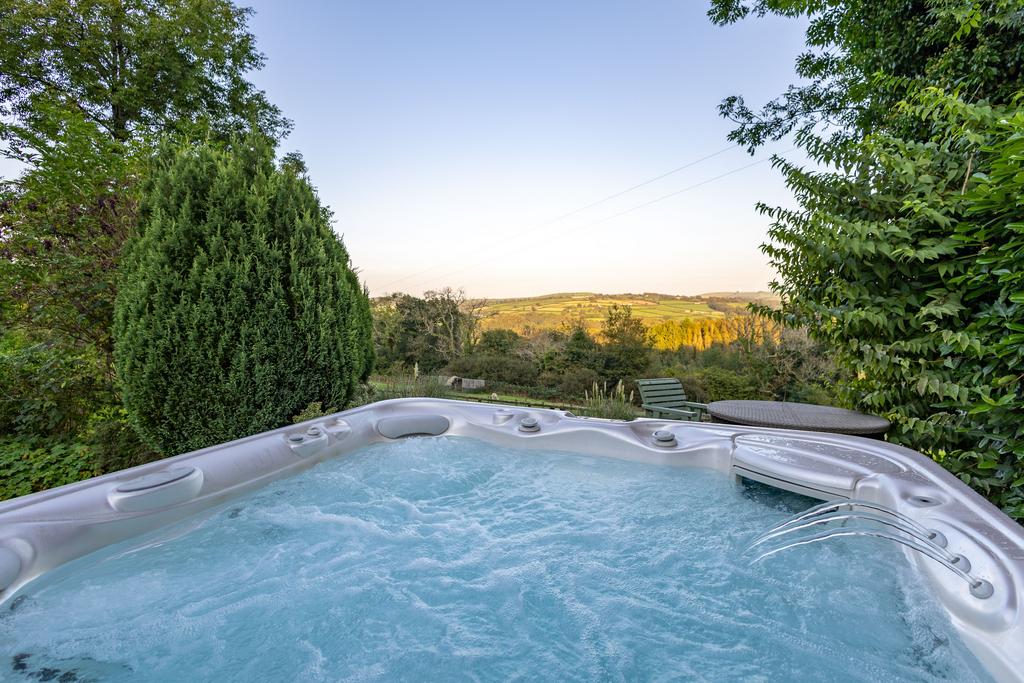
[375,144,739,291]
[393,147,794,294]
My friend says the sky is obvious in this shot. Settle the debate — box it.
[9,1,810,299]
[242,1,810,298]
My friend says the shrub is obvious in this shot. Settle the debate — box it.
[708,1,1024,518]
[757,91,1024,518]
[0,333,107,438]
[476,329,522,355]
[290,401,332,424]
[0,438,99,500]
[369,375,449,401]
[677,367,762,403]
[549,367,603,400]
[80,406,160,474]
[448,353,539,385]
[114,134,373,455]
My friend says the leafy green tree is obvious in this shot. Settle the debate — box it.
[677,366,762,403]
[709,1,1024,517]
[371,290,472,373]
[0,331,105,437]
[951,103,1024,512]
[708,0,1023,151]
[0,0,287,354]
[1,106,135,369]
[0,0,289,442]
[600,305,650,385]
[0,0,288,151]
[476,329,522,355]
[114,134,372,454]
[560,324,601,371]
[448,354,539,386]
[541,367,602,401]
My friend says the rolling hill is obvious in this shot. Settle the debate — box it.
[474,292,778,335]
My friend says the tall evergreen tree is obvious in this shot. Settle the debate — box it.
[600,305,650,384]
[0,0,290,449]
[114,134,372,454]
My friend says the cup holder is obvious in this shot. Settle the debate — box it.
[108,466,204,512]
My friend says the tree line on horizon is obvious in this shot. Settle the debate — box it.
[371,290,832,407]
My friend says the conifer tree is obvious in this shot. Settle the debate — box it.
[114,134,373,454]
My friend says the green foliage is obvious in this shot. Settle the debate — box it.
[0,0,288,362]
[651,325,840,405]
[0,103,137,378]
[712,1,1024,517]
[557,324,601,371]
[599,305,650,385]
[79,405,159,473]
[367,375,450,402]
[0,328,160,502]
[578,381,640,421]
[290,401,332,424]
[0,0,288,149]
[448,354,539,385]
[677,367,762,403]
[372,289,473,373]
[544,367,603,400]
[0,437,99,500]
[758,96,1024,516]
[708,0,1024,152]
[476,329,522,355]
[114,133,373,454]
[0,333,107,436]
[0,0,293,496]
[917,97,1022,513]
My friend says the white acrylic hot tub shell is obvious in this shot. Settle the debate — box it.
[0,398,1021,681]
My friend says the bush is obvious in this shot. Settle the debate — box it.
[0,438,99,500]
[290,401,333,424]
[81,406,161,474]
[476,329,522,355]
[114,135,374,455]
[758,91,1024,518]
[677,367,762,403]
[0,333,107,438]
[448,353,539,385]
[545,367,603,400]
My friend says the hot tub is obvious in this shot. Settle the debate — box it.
[0,398,1021,681]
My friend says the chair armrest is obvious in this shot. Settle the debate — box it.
[642,404,698,420]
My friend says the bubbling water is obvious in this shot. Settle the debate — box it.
[1,437,991,682]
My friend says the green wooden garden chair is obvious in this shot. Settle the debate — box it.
[637,378,708,422]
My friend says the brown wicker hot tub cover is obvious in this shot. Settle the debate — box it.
[707,400,891,437]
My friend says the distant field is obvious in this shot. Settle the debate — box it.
[475,292,777,335]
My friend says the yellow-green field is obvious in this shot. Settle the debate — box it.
[476,292,775,335]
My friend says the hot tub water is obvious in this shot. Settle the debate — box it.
[1,437,990,682]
